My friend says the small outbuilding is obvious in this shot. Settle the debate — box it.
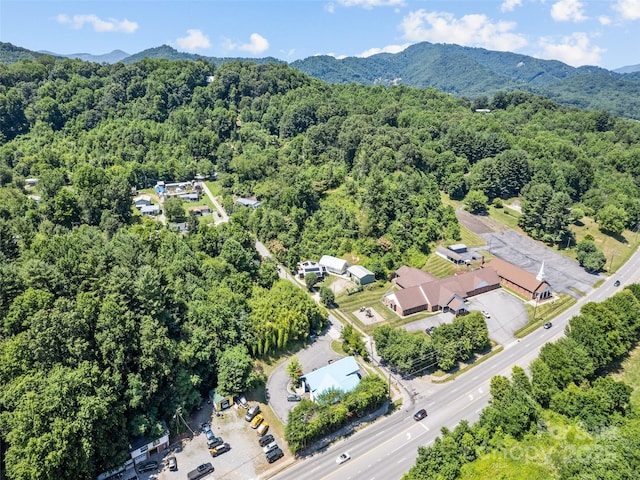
[236,197,261,209]
[319,255,349,275]
[208,389,234,411]
[347,265,375,285]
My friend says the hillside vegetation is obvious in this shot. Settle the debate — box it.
[1,55,640,478]
[3,41,640,119]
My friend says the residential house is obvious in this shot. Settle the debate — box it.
[133,195,152,209]
[300,356,362,402]
[485,257,551,300]
[188,205,212,216]
[347,265,376,285]
[140,204,161,216]
[319,255,349,275]
[298,260,326,278]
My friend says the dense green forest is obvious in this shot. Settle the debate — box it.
[2,54,640,479]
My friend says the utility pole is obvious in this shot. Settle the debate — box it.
[174,406,194,435]
[609,250,616,272]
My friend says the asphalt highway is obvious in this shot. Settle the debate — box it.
[270,246,640,480]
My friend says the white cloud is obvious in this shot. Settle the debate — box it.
[325,3,336,14]
[224,33,269,55]
[599,15,612,25]
[357,43,410,57]
[537,32,605,66]
[501,0,523,13]
[176,29,211,51]
[551,0,587,22]
[613,0,640,20]
[399,10,528,51]
[336,0,405,8]
[56,14,138,33]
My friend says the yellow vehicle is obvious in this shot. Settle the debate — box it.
[250,414,264,429]
[256,422,269,436]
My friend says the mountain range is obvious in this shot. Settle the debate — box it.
[2,41,640,120]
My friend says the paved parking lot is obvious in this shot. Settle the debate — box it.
[403,289,528,345]
[481,229,603,298]
[268,317,343,423]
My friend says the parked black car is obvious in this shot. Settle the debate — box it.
[187,463,214,480]
[614,280,621,287]
[138,461,158,472]
[266,447,284,464]
[258,434,275,447]
[287,394,302,402]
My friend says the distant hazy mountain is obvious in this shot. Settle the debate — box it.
[290,42,614,93]
[120,44,283,66]
[2,41,640,119]
[39,49,130,64]
[0,42,49,63]
[289,42,640,119]
[614,64,640,74]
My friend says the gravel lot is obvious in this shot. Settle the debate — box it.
[141,403,290,480]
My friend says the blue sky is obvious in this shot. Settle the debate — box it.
[1,1,639,70]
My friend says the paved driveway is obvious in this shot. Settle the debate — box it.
[466,289,528,345]
[268,317,342,423]
[481,229,603,298]
[403,289,527,346]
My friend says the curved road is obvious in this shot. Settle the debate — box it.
[269,247,640,480]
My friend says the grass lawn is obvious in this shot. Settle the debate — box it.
[515,293,576,338]
[567,216,639,273]
[612,344,640,411]
[423,254,465,278]
[204,180,223,196]
[457,224,486,248]
[488,204,521,229]
[334,282,396,331]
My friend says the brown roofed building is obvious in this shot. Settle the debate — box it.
[384,267,501,316]
[392,266,438,289]
[486,257,551,300]
[187,205,212,216]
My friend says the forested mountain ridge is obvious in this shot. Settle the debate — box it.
[3,40,640,119]
[2,55,640,478]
